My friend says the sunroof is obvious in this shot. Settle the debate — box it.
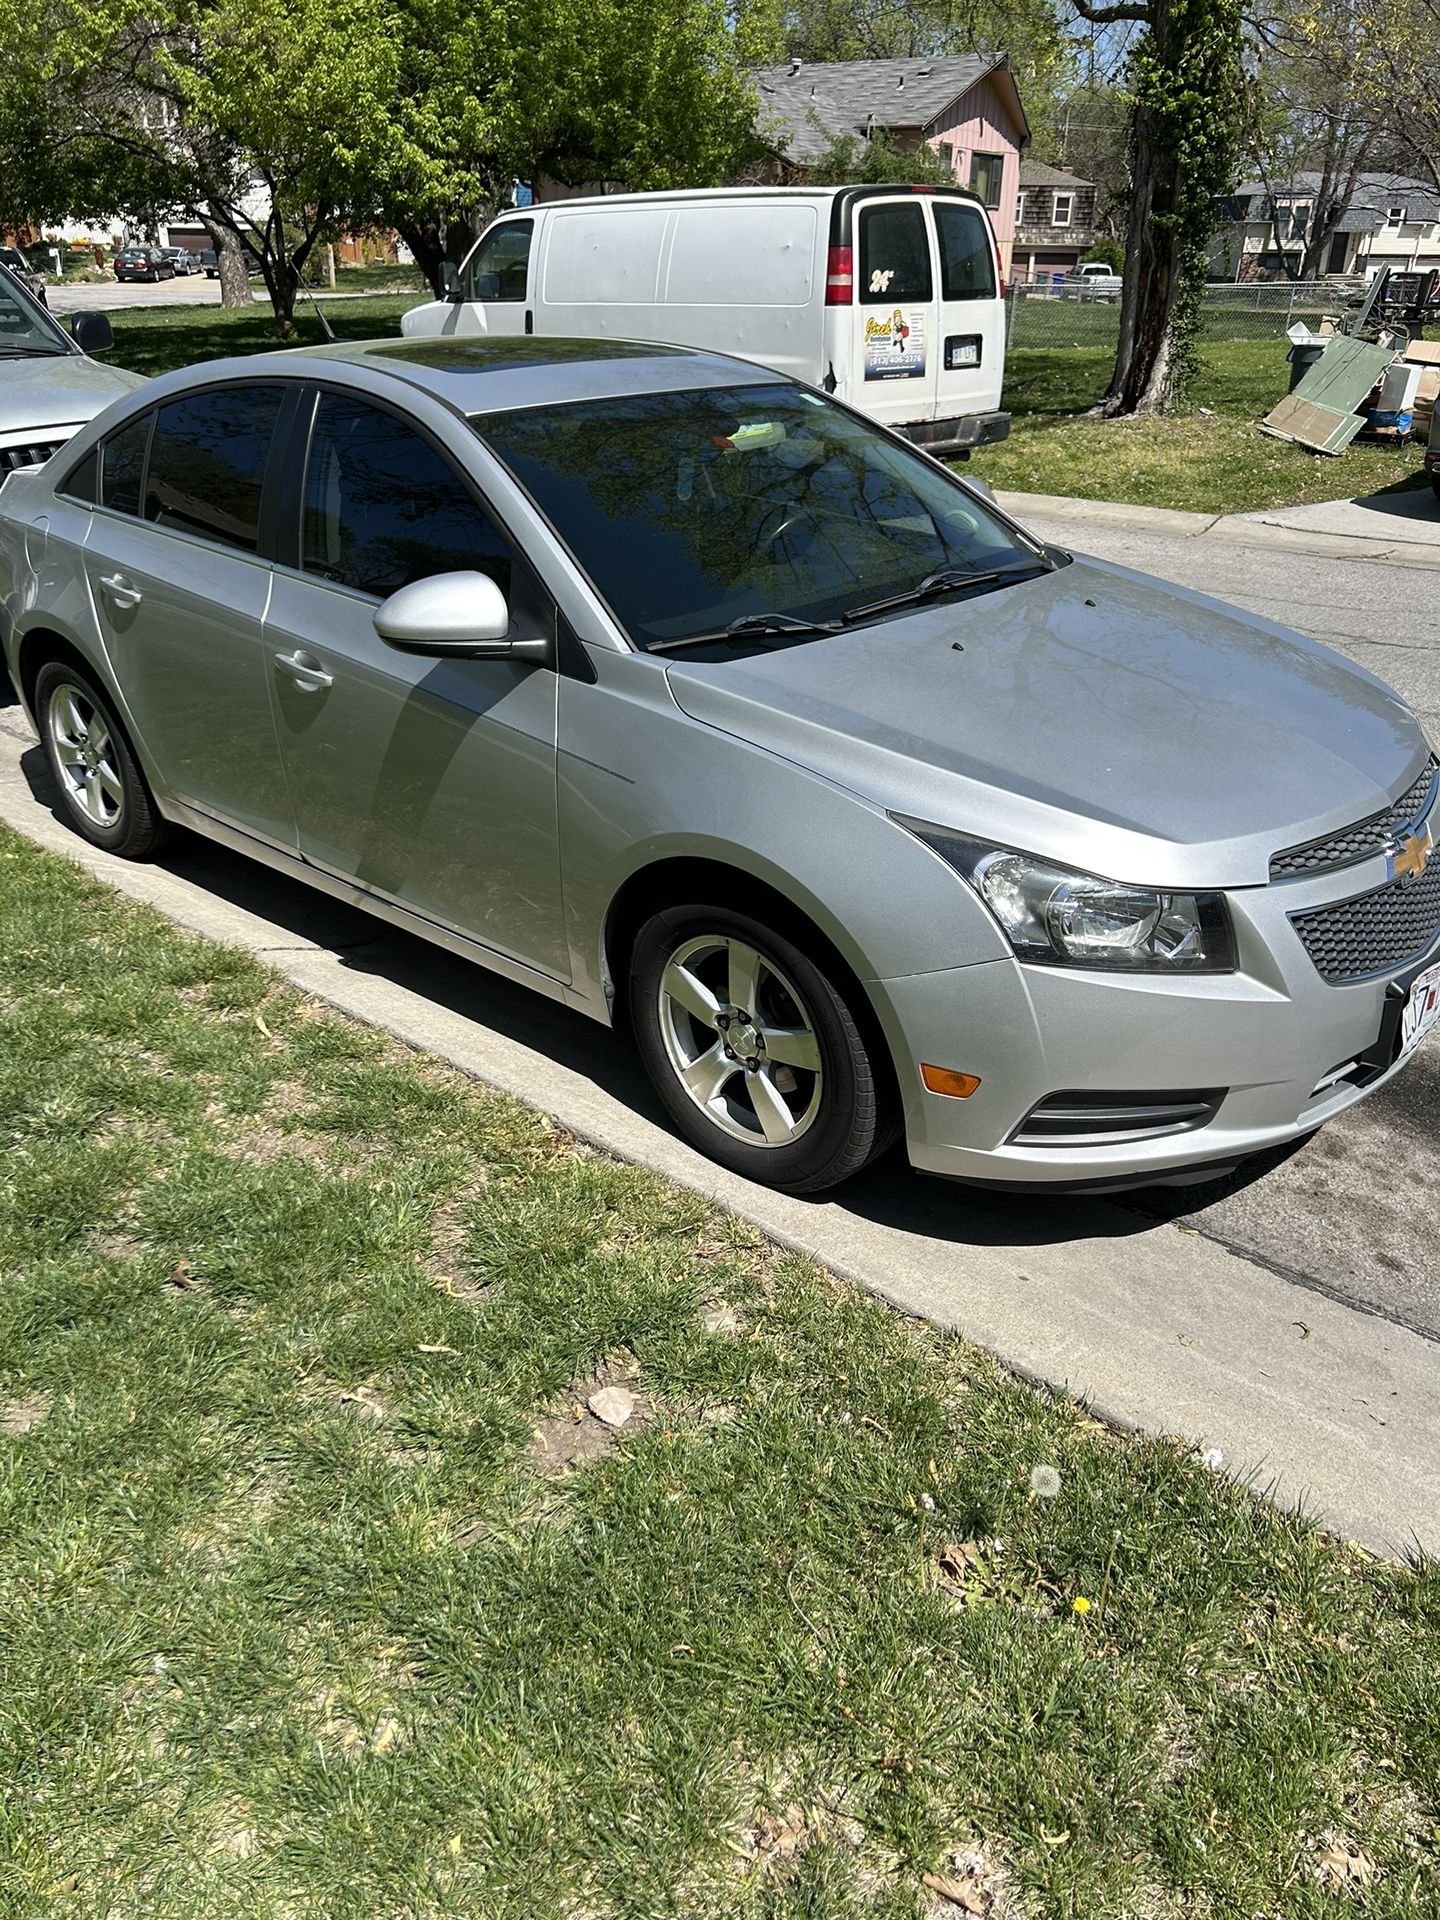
[366,337,687,374]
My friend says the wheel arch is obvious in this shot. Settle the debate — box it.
[601,853,904,1115]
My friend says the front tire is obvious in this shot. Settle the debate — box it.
[630,904,891,1193]
[36,660,169,859]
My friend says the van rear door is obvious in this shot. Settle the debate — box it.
[930,197,1005,424]
[848,196,941,430]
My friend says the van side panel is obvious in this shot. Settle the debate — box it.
[534,199,826,385]
[542,208,669,305]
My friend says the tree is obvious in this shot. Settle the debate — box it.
[1245,0,1377,282]
[1353,0,1440,190]
[805,126,960,184]
[370,0,765,294]
[1069,0,1245,414]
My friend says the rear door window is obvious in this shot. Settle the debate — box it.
[142,386,285,551]
[465,221,533,302]
[934,202,997,300]
[858,202,933,303]
[101,411,152,517]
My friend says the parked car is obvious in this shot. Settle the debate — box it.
[403,185,1011,460]
[114,247,175,283]
[200,249,219,278]
[0,262,144,481]
[159,248,199,276]
[3,336,1437,1195]
[1058,261,1124,302]
[0,245,47,306]
[1427,404,1440,500]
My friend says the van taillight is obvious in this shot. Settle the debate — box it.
[825,245,854,305]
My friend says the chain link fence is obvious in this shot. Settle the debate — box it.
[1006,280,1343,352]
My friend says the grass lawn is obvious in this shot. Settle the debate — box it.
[2,825,1439,1919]
[969,339,1431,517]
[105,294,425,380]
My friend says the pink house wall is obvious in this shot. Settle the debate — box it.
[925,76,1023,270]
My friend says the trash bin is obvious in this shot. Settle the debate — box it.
[1287,340,1327,391]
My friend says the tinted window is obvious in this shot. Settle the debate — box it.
[466,220,533,303]
[859,202,932,303]
[60,445,100,505]
[474,383,1034,652]
[143,386,283,551]
[102,412,152,517]
[302,394,513,601]
[934,203,996,300]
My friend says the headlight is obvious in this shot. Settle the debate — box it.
[898,821,1236,972]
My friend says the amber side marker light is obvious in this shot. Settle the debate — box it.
[920,1065,982,1098]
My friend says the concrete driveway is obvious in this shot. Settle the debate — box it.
[48,276,224,315]
[1,502,1438,1557]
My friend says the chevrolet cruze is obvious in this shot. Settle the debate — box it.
[1,337,1436,1193]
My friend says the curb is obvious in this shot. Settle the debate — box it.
[996,488,1440,571]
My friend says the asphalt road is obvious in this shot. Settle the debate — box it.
[1017,508,1440,1339]
[47,275,224,314]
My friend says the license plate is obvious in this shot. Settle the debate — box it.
[946,339,980,369]
[1400,961,1440,1059]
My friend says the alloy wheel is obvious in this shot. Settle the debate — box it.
[47,681,124,830]
[657,933,824,1148]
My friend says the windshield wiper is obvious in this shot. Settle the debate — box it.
[842,560,1051,625]
[648,610,845,655]
[0,344,66,358]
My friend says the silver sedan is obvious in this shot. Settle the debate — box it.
[2,337,1437,1194]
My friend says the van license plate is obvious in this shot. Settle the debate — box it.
[946,337,981,369]
[1400,961,1440,1061]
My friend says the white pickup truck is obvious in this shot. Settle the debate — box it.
[1058,261,1124,302]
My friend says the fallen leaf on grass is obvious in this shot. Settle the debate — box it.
[922,1871,987,1912]
[1313,1833,1379,1889]
[1,1392,53,1437]
[417,1343,455,1355]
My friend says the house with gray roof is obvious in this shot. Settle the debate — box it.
[1014,161,1099,282]
[751,55,1031,271]
[1210,172,1440,281]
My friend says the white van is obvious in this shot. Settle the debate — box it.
[401,186,1010,459]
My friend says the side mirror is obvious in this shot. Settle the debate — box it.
[71,311,114,355]
[440,261,462,302]
[372,570,549,663]
[964,475,995,502]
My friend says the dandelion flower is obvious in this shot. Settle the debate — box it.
[1029,1464,1062,1499]
[920,1492,936,1512]
[1072,1595,1092,1616]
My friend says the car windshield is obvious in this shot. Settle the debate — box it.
[0,271,68,356]
[471,382,1040,650]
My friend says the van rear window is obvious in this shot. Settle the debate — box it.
[934,203,996,301]
[858,203,932,303]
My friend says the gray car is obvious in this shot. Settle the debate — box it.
[0,264,144,477]
[2,337,1437,1195]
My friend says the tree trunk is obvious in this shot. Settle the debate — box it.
[396,207,491,297]
[199,216,253,307]
[1094,109,1183,416]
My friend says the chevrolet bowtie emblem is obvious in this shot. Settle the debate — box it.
[1388,823,1433,882]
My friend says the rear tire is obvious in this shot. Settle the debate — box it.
[630,903,891,1193]
[35,660,169,859]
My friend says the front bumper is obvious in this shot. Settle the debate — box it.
[876,854,1440,1189]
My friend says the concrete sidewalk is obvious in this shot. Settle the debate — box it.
[2,706,1438,1558]
[997,484,1440,570]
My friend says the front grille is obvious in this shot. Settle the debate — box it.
[1291,857,1440,982]
[1010,1088,1224,1148]
[0,440,64,476]
[1270,755,1438,880]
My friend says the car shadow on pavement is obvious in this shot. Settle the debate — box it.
[19,739,1292,1253]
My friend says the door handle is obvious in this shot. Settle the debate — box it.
[98,572,142,610]
[274,649,333,692]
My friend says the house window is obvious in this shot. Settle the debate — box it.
[1015,191,1028,227]
[1283,202,1310,243]
[1387,205,1407,226]
[936,141,955,174]
[969,151,1004,209]
[1052,192,1073,227]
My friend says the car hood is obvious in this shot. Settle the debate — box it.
[0,353,145,439]
[663,555,1429,888]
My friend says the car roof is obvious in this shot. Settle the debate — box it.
[250,335,791,415]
